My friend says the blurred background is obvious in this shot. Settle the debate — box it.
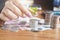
[20,0,60,11]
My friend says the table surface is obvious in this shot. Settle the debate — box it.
[0,28,60,40]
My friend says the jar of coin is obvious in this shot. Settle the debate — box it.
[44,11,53,25]
[50,15,60,29]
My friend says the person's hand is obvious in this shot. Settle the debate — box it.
[0,0,32,21]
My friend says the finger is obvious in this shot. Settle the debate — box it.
[2,9,18,20]
[12,1,32,17]
[22,13,28,18]
[5,1,22,17]
[0,13,10,21]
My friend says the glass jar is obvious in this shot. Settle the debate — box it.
[50,12,60,29]
[44,11,53,25]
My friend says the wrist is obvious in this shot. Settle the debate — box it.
[0,19,5,27]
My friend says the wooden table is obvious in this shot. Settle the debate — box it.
[0,28,60,40]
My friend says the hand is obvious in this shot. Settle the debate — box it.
[0,0,32,21]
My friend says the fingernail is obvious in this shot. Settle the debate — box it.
[26,13,32,18]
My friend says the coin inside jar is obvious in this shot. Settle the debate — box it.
[50,15,60,29]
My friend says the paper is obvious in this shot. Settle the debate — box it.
[1,17,49,32]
